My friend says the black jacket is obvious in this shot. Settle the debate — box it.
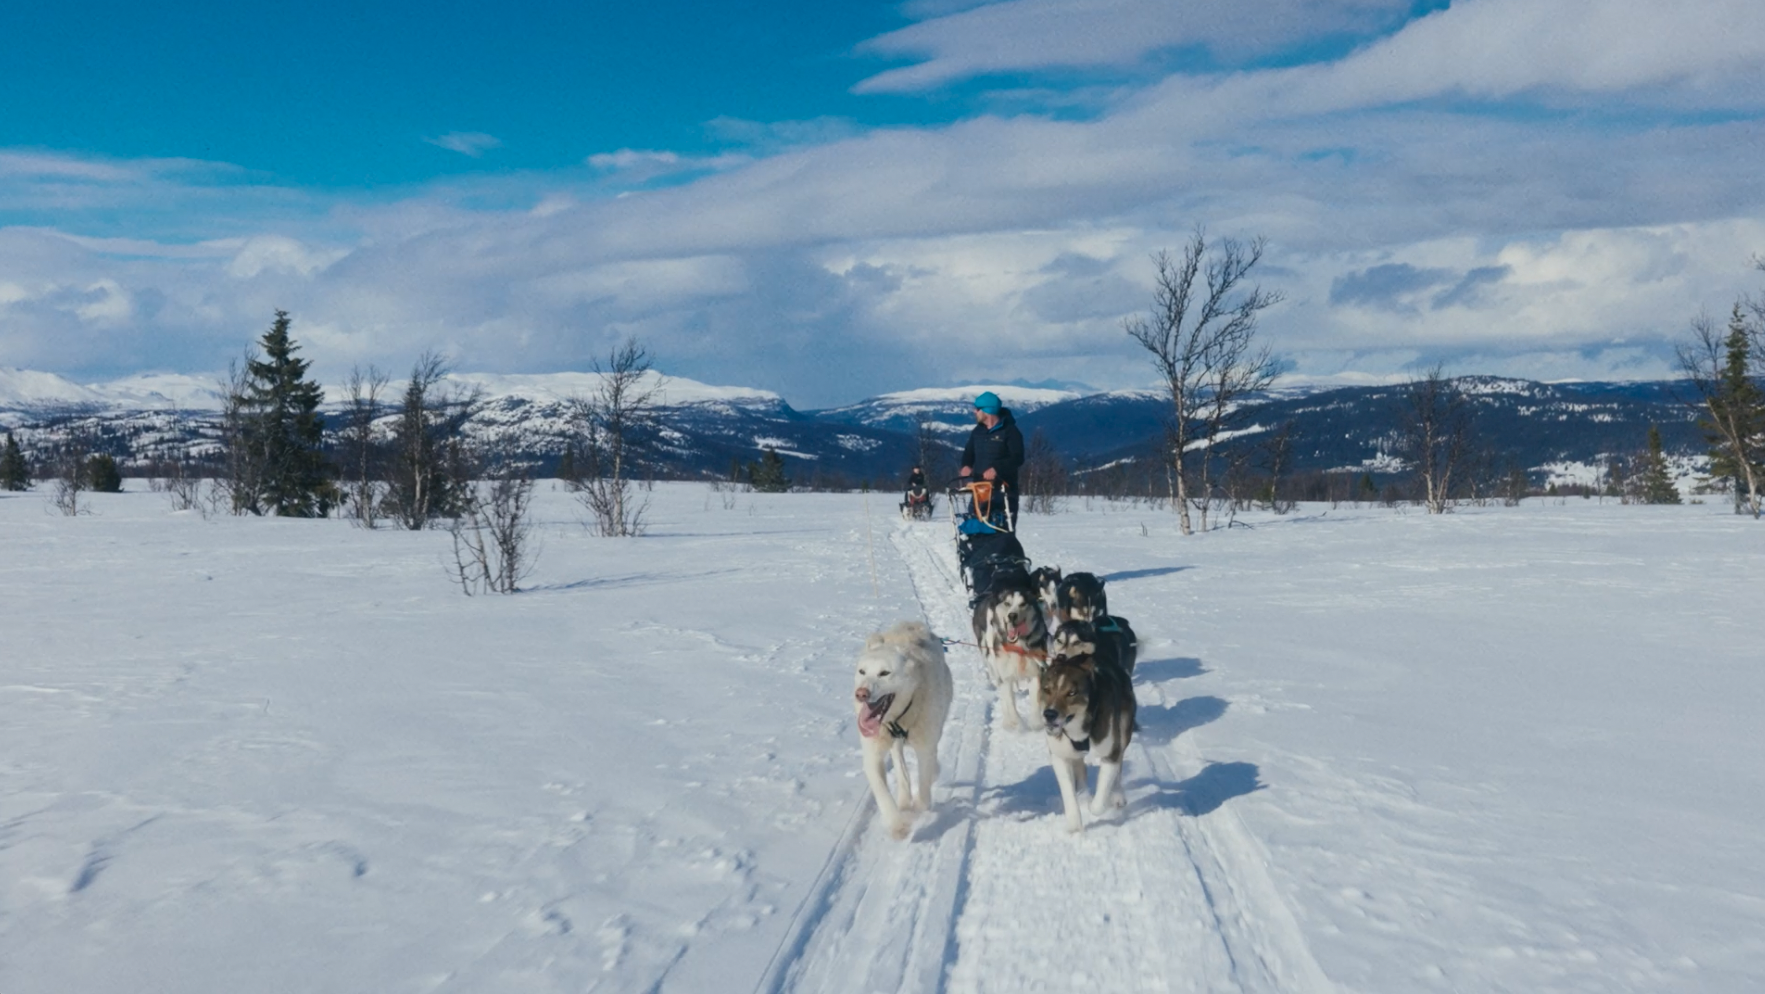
[960,408,1025,488]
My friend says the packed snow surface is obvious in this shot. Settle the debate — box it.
[2,486,1760,993]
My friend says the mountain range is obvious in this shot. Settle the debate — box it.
[0,367,1710,489]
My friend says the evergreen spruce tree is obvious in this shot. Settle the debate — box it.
[0,433,30,491]
[235,310,331,516]
[1639,424,1682,504]
[1702,305,1765,512]
[84,453,123,493]
[748,448,790,493]
[557,443,578,484]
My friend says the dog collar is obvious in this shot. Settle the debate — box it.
[1046,727,1089,751]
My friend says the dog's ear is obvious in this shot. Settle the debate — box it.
[865,632,886,650]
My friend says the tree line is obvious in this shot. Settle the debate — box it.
[1001,233,1764,523]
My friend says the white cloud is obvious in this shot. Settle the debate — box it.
[225,235,349,279]
[5,0,1765,403]
[585,148,750,183]
[424,132,503,157]
[856,0,1414,92]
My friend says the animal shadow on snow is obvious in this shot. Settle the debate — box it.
[911,794,981,842]
[978,765,1067,822]
[1136,761,1264,816]
[1135,656,1206,681]
[1134,694,1228,746]
[1101,566,1192,583]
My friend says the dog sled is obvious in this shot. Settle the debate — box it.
[949,480,1028,605]
[899,484,934,521]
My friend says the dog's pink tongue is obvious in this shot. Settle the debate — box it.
[858,710,884,738]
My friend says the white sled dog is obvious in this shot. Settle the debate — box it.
[853,621,954,839]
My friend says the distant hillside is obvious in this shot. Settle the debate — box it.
[0,367,1722,488]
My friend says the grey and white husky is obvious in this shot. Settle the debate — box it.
[1038,643,1138,833]
[853,621,954,839]
[971,566,1049,731]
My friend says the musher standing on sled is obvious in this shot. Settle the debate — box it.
[902,465,931,518]
[958,391,1025,522]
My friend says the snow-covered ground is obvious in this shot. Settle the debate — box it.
[2,485,1760,992]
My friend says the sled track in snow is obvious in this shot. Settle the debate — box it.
[756,521,1335,994]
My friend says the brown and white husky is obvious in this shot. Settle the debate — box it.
[1038,643,1138,833]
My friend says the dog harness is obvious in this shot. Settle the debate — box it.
[1048,727,1089,752]
[886,695,915,740]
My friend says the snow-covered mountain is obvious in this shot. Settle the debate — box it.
[0,367,223,414]
[0,367,917,484]
[0,367,1716,486]
[809,384,1083,436]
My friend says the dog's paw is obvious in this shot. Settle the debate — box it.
[1088,793,1126,817]
[889,816,912,840]
[1064,816,1084,835]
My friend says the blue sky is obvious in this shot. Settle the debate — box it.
[4,0,1765,407]
[1,1,920,190]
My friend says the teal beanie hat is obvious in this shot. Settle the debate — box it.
[973,390,1002,414]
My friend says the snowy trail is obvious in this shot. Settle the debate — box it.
[761,518,1335,994]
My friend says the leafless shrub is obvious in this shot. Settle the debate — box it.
[162,460,203,512]
[1398,365,1473,514]
[449,459,540,596]
[1258,420,1297,514]
[1020,429,1066,514]
[47,444,89,516]
[569,337,659,537]
[341,364,390,528]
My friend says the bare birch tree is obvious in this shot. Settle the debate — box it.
[215,355,263,515]
[1019,428,1066,514]
[341,364,390,527]
[1398,365,1473,514]
[569,337,660,537]
[449,456,540,595]
[1125,229,1282,534]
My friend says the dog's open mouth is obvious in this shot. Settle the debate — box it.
[857,692,896,738]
